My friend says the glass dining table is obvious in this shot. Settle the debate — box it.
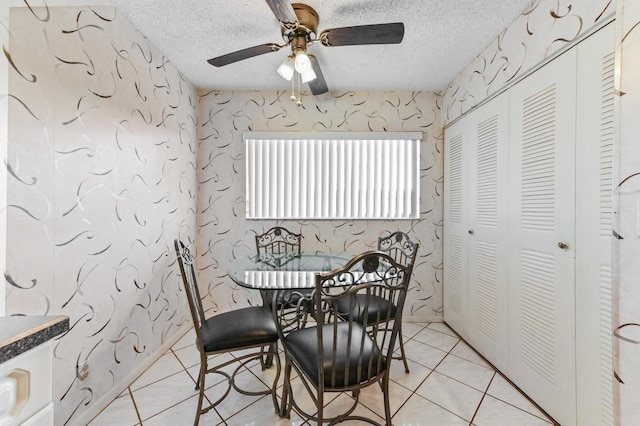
[227,252,353,290]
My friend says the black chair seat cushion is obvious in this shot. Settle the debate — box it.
[200,306,279,353]
[336,294,397,325]
[285,322,383,388]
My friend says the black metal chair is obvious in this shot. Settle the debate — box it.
[255,226,302,267]
[337,231,418,373]
[275,251,412,425]
[174,239,281,426]
[254,226,305,367]
[255,226,311,309]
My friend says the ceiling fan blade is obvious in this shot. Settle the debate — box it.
[308,55,328,95]
[320,23,404,47]
[207,43,281,67]
[264,0,298,24]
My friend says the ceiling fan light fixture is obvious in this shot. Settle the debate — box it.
[277,56,295,81]
[294,51,312,73]
[300,66,316,83]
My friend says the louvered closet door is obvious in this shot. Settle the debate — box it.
[444,119,470,334]
[575,23,615,426]
[466,93,510,372]
[507,48,578,426]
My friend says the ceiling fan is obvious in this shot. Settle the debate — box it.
[206,0,404,99]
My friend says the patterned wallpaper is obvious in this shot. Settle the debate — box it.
[440,0,616,126]
[3,5,197,424]
[195,90,444,321]
[614,0,640,423]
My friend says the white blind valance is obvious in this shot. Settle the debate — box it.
[244,132,421,219]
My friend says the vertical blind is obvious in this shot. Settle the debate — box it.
[244,132,421,219]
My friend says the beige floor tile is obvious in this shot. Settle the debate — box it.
[203,367,276,420]
[357,377,414,417]
[450,340,491,368]
[486,373,551,420]
[389,358,432,391]
[89,392,139,426]
[415,370,485,421]
[403,339,449,369]
[435,353,495,392]
[132,370,199,421]
[472,394,553,426]
[224,394,306,425]
[393,393,469,426]
[130,351,184,391]
[427,322,458,337]
[412,326,461,352]
[325,392,386,424]
[142,393,222,426]
[171,343,202,369]
[171,327,196,351]
[401,321,427,338]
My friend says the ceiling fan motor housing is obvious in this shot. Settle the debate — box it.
[282,3,319,43]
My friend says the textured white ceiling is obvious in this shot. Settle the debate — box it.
[108,0,533,93]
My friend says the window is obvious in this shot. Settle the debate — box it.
[245,131,421,219]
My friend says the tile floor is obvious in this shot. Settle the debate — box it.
[89,322,556,425]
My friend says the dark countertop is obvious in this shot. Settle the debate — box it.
[0,315,69,364]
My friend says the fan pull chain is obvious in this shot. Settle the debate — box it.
[288,69,303,107]
[290,75,296,102]
[295,72,303,107]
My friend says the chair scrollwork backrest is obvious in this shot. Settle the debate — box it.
[174,239,206,328]
[255,226,302,266]
[377,231,419,267]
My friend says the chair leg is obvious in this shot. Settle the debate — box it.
[397,330,410,373]
[194,360,207,426]
[269,346,282,414]
[382,375,392,426]
[280,362,293,418]
[262,343,275,369]
[317,385,324,425]
[194,365,202,390]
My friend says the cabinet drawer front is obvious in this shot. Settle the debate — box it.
[0,342,52,426]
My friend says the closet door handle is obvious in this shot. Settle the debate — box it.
[557,242,569,250]
[468,230,474,235]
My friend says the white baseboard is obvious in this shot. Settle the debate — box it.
[70,326,192,426]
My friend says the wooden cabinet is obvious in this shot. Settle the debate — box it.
[444,22,615,426]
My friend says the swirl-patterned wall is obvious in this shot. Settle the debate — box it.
[614,0,640,423]
[195,90,443,321]
[440,0,616,126]
[3,5,197,424]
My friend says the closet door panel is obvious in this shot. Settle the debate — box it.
[466,94,510,372]
[575,23,615,426]
[444,120,470,335]
[508,48,577,426]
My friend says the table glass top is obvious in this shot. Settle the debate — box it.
[228,253,352,289]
